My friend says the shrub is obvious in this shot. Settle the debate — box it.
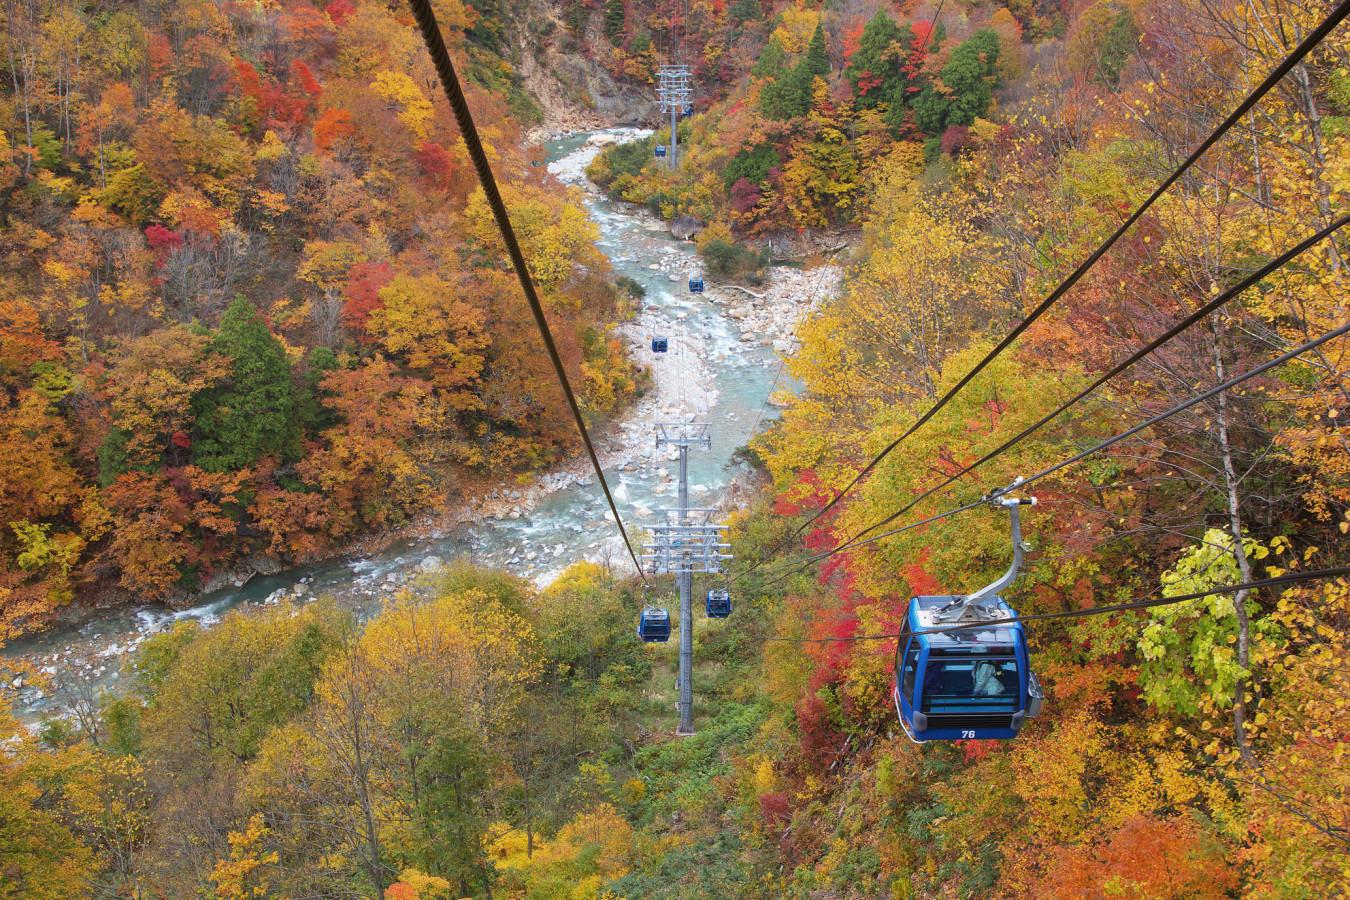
[696,223,767,280]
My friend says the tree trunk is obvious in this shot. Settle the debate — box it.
[1211,323,1258,767]
[524,773,533,858]
[1289,62,1343,273]
[350,703,385,896]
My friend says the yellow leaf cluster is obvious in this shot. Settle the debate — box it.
[371,70,434,140]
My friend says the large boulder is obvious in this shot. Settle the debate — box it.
[670,215,705,241]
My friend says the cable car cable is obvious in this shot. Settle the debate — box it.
[817,215,1349,556]
[744,321,1350,589]
[759,566,1350,644]
[755,320,1350,584]
[406,0,648,580]
[733,0,1350,581]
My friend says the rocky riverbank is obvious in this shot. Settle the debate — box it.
[426,134,843,532]
[4,128,840,725]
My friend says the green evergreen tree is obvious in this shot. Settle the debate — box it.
[760,67,811,120]
[1096,4,1140,86]
[847,11,909,108]
[760,24,830,121]
[295,346,339,437]
[97,428,132,486]
[414,717,493,896]
[100,695,143,755]
[728,0,760,25]
[803,22,829,79]
[911,84,949,134]
[190,297,298,472]
[751,35,787,78]
[563,0,587,34]
[723,144,781,189]
[604,0,625,44]
[913,29,1001,134]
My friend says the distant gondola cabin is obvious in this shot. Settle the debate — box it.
[652,337,668,353]
[705,589,731,618]
[638,607,671,643]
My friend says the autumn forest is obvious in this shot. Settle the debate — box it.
[1,0,1347,896]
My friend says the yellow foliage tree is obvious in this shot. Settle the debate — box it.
[367,272,489,400]
[464,181,604,295]
[772,3,821,54]
[209,813,279,899]
[370,71,434,140]
[0,698,94,898]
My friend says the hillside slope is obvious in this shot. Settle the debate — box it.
[0,0,644,632]
[0,0,1347,897]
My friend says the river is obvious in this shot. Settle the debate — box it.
[4,128,829,721]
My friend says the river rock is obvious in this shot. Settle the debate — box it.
[670,215,705,241]
[418,556,444,572]
[198,555,284,597]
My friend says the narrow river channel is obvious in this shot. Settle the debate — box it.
[5,129,804,721]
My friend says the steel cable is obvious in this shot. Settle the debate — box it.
[822,215,1349,555]
[760,567,1350,643]
[735,0,1350,580]
[746,321,1350,589]
[406,0,648,578]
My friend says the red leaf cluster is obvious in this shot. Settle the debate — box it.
[758,790,791,827]
[324,0,354,27]
[941,125,970,155]
[234,60,312,132]
[144,224,184,254]
[342,261,393,337]
[414,142,458,192]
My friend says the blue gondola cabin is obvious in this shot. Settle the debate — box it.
[654,145,668,158]
[688,277,704,293]
[893,595,1043,742]
[652,337,668,353]
[638,607,671,643]
[705,589,731,618]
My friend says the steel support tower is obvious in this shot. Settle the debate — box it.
[642,423,730,735]
[656,65,691,169]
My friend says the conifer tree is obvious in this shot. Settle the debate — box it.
[604,0,625,43]
[751,35,787,78]
[761,24,831,121]
[847,11,912,108]
[803,22,829,79]
[191,298,298,472]
[913,29,1001,134]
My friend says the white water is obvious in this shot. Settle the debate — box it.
[5,129,825,720]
